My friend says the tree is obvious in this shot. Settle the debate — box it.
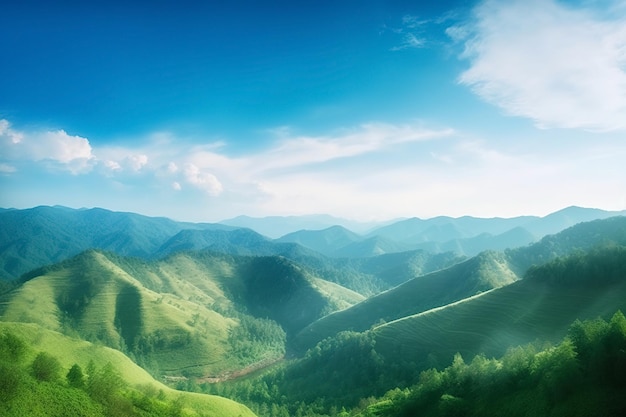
[31,351,62,382]
[67,363,86,388]
[0,331,27,363]
[87,362,123,405]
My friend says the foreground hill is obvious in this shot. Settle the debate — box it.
[0,322,256,417]
[0,249,364,378]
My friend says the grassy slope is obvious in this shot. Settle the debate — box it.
[294,250,516,351]
[0,321,257,417]
[0,249,366,376]
[373,266,626,370]
[0,251,237,376]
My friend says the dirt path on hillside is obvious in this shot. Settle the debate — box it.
[197,356,284,383]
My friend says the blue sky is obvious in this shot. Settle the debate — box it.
[1,0,625,222]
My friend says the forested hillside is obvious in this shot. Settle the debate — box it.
[200,244,626,416]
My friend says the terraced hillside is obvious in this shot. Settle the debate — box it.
[294,250,516,351]
[373,246,626,371]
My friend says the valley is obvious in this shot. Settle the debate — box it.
[1,206,626,416]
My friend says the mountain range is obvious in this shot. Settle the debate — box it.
[2,205,624,281]
[1,205,626,416]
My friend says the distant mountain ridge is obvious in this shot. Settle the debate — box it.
[1,205,624,281]
[276,206,626,258]
[0,205,234,280]
[219,214,394,238]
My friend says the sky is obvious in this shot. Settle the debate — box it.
[1,0,625,222]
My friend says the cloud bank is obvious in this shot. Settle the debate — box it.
[452,0,626,131]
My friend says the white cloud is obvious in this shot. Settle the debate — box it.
[183,163,223,196]
[127,154,148,171]
[453,0,626,131]
[103,160,122,173]
[35,130,93,163]
[0,119,94,173]
[0,119,24,144]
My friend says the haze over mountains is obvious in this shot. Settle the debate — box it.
[1,205,626,416]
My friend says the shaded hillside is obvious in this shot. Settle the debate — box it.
[294,251,515,351]
[0,206,232,280]
[344,249,464,289]
[236,257,346,334]
[156,228,276,257]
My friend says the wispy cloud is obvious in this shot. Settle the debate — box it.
[3,117,624,221]
[451,0,626,131]
[259,123,452,171]
[388,14,429,51]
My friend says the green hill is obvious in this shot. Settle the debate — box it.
[0,322,256,417]
[0,248,366,378]
[373,245,626,373]
[294,250,516,351]
[0,250,240,377]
